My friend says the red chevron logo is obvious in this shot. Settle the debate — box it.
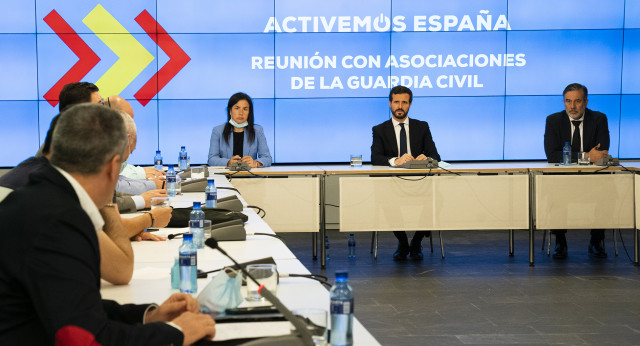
[134,10,191,106]
[43,10,101,107]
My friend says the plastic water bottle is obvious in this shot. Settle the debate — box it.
[330,271,354,346]
[179,233,197,293]
[325,235,330,260]
[166,165,177,197]
[190,202,205,249]
[179,146,188,171]
[170,257,180,290]
[563,141,571,166]
[205,179,217,209]
[348,234,356,259]
[154,150,163,170]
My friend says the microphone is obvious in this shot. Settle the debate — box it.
[167,232,185,240]
[205,238,314,346]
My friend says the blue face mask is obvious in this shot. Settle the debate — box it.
[197,268,243,312]
[229,119,248,128]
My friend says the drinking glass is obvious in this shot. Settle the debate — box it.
[245,264,278,301]
[150,197,170,209]
[203,220,212,238]
[350,154,363,168]
[291,308,328,346]
[578,152,590,165]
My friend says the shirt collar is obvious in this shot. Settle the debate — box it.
[53,165,104,233]
[391,117,410,128]
[567,112,584,123]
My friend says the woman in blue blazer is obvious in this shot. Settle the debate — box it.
[208,92,272,167]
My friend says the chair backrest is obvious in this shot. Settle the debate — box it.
[0,186,13,203]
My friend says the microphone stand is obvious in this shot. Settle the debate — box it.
[205,238,314,346]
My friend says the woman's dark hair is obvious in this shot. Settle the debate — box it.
[223,92,255,145]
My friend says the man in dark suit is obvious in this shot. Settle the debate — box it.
[371,85,441,261]
[0,104,215,345]
[543,83,610,259]
[33,82,165,214]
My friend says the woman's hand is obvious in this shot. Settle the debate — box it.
[241,156,261,168]
[227,155,241,166]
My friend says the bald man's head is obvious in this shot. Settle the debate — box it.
[107,95,134,118]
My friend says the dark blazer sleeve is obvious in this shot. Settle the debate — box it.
[371,123,393,166]
[544,114,564,163]
[588,110,610,151]
[24,211,183,346]
[114,192,137,213]
[417,121,440,161]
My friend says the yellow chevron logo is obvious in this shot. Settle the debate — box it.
[82,4,154,97]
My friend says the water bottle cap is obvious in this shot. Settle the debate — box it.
[181,146,186,150]
[156,150,161,154]
[335,270,348,280]
[193,201,201,209]
[183,233,193,240]
[168,165,175,172]
[207,178,215,184]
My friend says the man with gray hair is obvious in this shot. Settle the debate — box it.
[544,82,610,259]
[107,95,165,180]
[116,111,162,194]
[0,104,215,344]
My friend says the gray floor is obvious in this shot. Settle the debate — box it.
[280,229,640,345]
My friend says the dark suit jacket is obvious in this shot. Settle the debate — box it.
[0,156,49,190]
[371,118,441,166]
[0,165,182,345]
[115,192,138,213]
[543,108,610,163]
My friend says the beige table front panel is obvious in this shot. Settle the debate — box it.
[535,174,635,229]
[636,174,640,230]
[339,175,529,232]
[432,175,530,230]
[232,177,319,232]
[340,176,435,232]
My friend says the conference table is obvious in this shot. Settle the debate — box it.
[226,161,640,267]
[103,175,380,345]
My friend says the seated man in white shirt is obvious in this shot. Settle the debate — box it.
[115,111,165,195]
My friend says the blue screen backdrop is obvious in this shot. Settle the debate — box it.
[0,0,638,166]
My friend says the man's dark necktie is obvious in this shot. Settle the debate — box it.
[571,120,581,152]
[399,123,407,156]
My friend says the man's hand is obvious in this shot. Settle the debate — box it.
[141,189,168,209]
[144,166,165,178]
[132,231,167,242]
[415,154,427,161]
[148,176,165,190]
[172,312,216,345]
[394,153,414,166]
[150,207,172,228]
[227,155,241,166]
[145,293,201,323]
[589,143,608,163]
[99,204,121,227]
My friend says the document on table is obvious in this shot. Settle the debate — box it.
[212,321,293,341]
